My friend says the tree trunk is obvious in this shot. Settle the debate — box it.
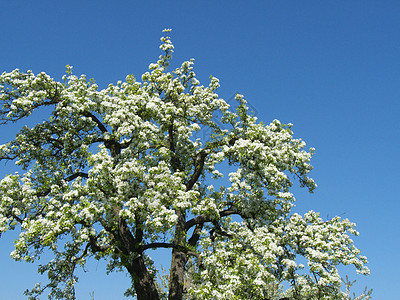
[168,210,187,300]
[115,218,160,300]
[127,255,160,300]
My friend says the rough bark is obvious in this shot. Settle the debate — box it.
[115,218,160,300]
[168,210,188,300]
[127,255,160,300]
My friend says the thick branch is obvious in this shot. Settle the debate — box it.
[186,150,207,191]
[9,214,24,225]
[139,242,191,253]
[185,214,209,231]
[82,111,108,134]
[64,172,89,181]
[188,223,203,247]
[134,213,143,244]
[185,208,243,230]
[88,236,113,254]
[168,121,182,172]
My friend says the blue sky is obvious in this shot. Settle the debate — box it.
[0,1,399,298]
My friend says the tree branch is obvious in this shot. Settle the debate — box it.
[168,121,183,172]
[0,98,59,124]
[64,172,89,181]
[186,150,207,191]
[188,223,203,247]
[185,208,243,230]
[88,236,113,254]
[139,242,197,256]
[82,111,108,134]
[36,172,89,197]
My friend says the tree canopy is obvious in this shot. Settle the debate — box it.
[0,29,370,300]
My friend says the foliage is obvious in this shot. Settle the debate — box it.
[0,29,370,299]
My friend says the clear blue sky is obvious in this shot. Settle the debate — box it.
[0,1,399,299]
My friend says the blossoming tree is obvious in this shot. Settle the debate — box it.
[0,30,369,300]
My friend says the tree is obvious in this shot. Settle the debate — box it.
[0,29,369,300]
